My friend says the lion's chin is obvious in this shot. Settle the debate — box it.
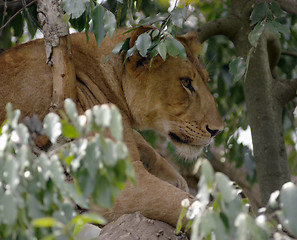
[174,143,203,162]
[168,131,208,161]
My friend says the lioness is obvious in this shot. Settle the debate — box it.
[0,27,223,226]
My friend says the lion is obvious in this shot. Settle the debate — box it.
[0,26,223,227]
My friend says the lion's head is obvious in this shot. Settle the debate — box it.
[122,27,224,160]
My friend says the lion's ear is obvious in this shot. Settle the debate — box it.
[128,26,156,48]
[125,26,162,72]
[176,32,202,56]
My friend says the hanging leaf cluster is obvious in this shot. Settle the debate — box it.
[62,0,116,46]
[109,27,187,66]
[249,1,289,47]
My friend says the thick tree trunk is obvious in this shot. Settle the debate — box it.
[242,33,290,205]
[198,0,292,207]
[231,0,291,205]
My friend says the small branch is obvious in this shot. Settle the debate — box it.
[273,78,297,106]
[282,50,297,58]
[0,0,7,35]
[0,0,36,32]
[197,16,241,43]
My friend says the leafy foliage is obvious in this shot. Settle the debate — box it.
[1,0,297,238]
[0,99,134,239]
[177,158,297,240]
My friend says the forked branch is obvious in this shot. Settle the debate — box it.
[37,0,77,109]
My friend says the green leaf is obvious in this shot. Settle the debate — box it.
[102,139,118,167]
[77,168,95,197]
[64,183,89,209]
[157,41,167,61]
[72,214,106,236]
[124,159,135,184]
[104,10,116,38]
[112,41,125,55]
[27,195,43,219]
[270,2,284,17]
[11,123,29,145]
[201,159,214,187]
[11,11,24,37]
[61,119,79,139]
[176,205,187,234]
[44,113,61,144]
[0,132,8,151]
[62,0,87,19]
[165,37,187,59]
[265,21,290,38]
[197,175,210,207]
[135,33,152,57]
[248,22,265,47]
[93,175,113,208]
[250,2,268,25]
[64,98,78,122]
[93,104,111,128]
[74,213,106,225]
[83,140,100,178]
[110,106,123,141]
[4,155,19,190]
[2,192,17,225]
[279,182,297,237]
[215,172,238,202]
[92,5,106,46]
[70,11,88,32]
[32,217,64,228]
[171,8,185,28]
[229,57,247,83]
[49,155,65,187]
[126,45,137,59]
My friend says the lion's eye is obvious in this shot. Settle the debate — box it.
[180,77,195,93]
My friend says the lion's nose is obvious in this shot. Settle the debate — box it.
[206,125,221,137]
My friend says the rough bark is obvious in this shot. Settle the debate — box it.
[98,212,188,240]
[231,0,292,205]
[37,0,76,109]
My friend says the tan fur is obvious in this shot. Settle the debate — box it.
[0,27,223,226]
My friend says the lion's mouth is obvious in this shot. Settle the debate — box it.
[168,132,191,144]
[168,131,204,161]
[168,131,211,147]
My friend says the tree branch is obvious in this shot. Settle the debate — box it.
[282,50,297,58]
[273,78,297,106]
[197,16,241,43]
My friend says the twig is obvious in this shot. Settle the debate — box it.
[0,0,7,36]
[22,0,34,29]
[282,50,297,58]
[0,0,36,32]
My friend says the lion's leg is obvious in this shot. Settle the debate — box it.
[91,116,195,226]
[93,160,195,227]
[133,130,189,192]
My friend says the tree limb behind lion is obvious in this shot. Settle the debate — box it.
[0,26,223,227]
